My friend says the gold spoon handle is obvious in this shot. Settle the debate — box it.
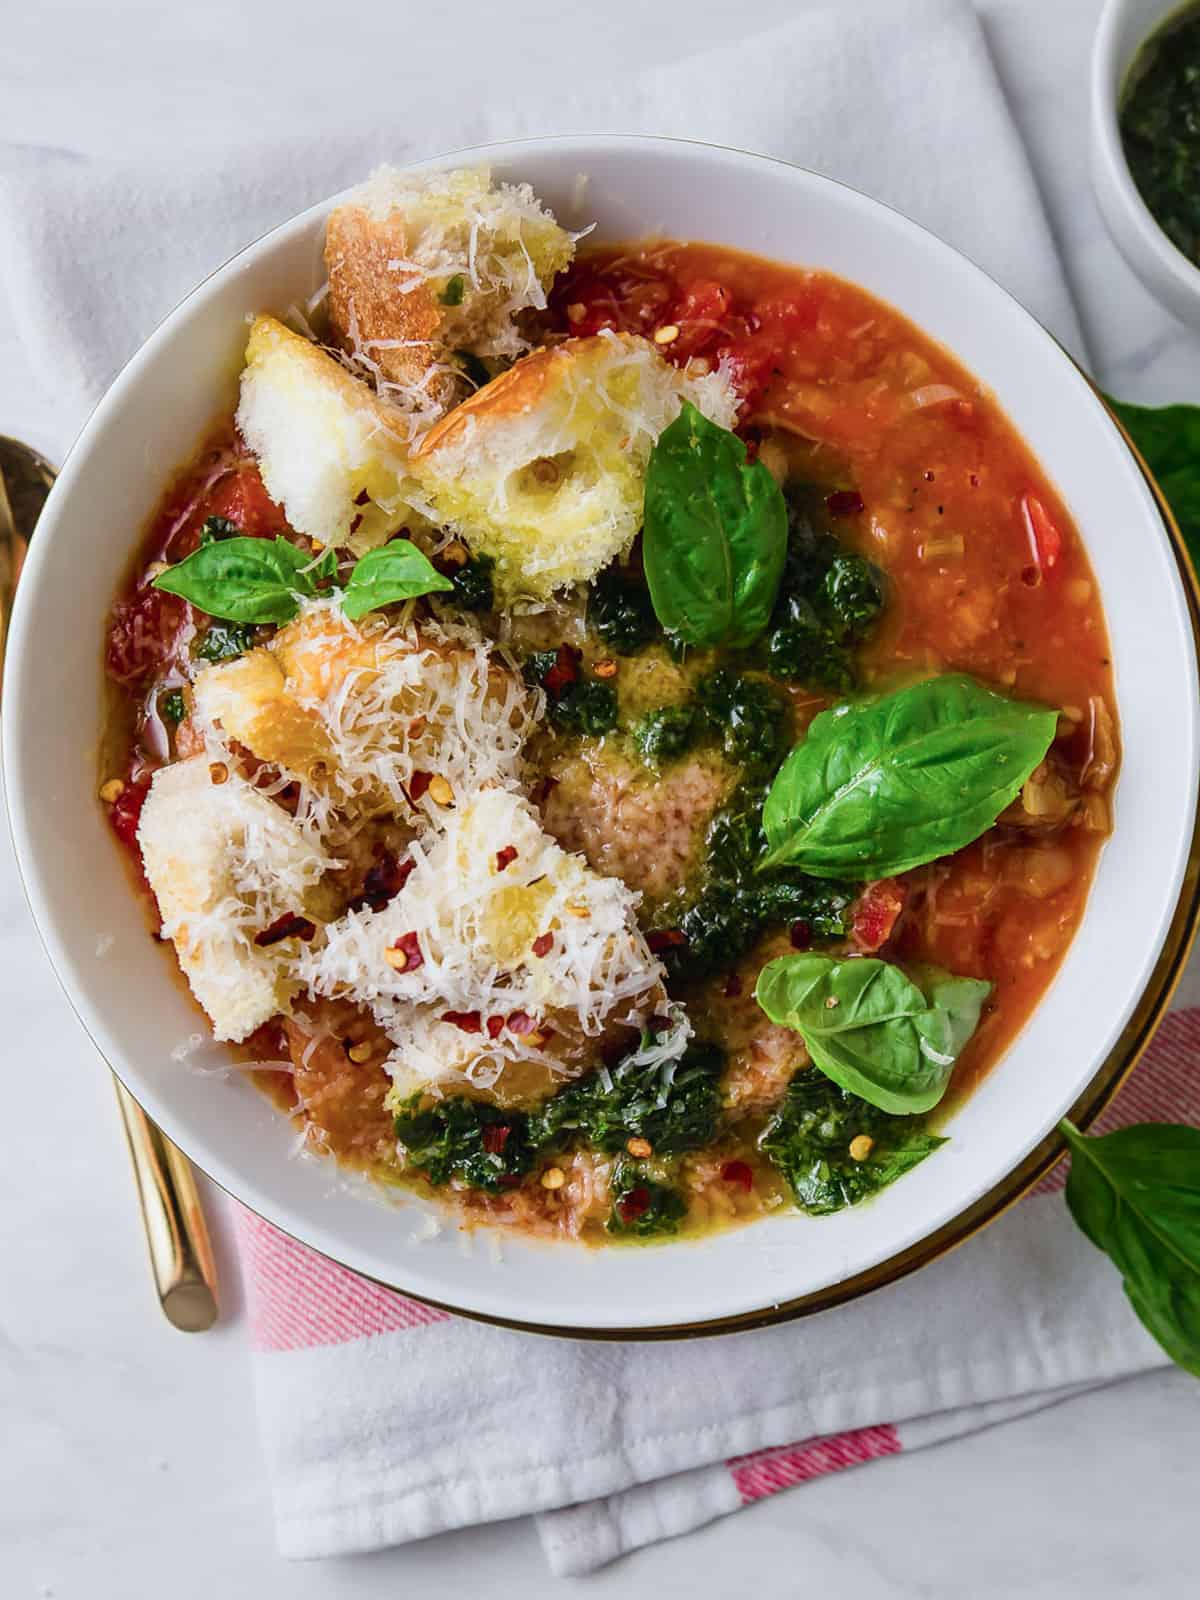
[0,435,219,1331]
[113,1079,219,1331]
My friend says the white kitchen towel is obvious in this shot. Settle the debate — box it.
[0,0,1176,1576]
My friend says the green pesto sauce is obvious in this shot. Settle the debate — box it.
[1120,5,1200,267]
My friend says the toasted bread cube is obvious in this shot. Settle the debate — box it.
[138,757,332,1042]
[325,166,575,416]
[191,601,537,827]
[411,332,740,603]
[235,314,420,551]
[300,787,667,1098]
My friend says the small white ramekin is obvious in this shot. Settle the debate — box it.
[1092,0,1200,329]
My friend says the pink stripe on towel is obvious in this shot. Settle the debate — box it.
[728,1424,903,1502]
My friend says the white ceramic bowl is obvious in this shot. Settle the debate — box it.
[1092,0,1200,329]
[5,137,1199,1336]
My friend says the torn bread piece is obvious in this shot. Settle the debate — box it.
[411,332,740,604]
[298,786,669,1099]
[138,756,334,1042]
[235,314,424,550]
[191,599,538,835]
[325,165,576,422]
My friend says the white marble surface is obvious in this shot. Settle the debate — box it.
[2,0,1199,1594]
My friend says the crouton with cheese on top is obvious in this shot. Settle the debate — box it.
[190,599,538,834]
[325,165,576,425]
[299,787,669,1100]
[138,757,334,1042]
[411,332,740,604]
[235,314,421,551]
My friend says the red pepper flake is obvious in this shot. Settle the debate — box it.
[349,513,363,536]
[495,845,519,872]
[826,489,865,517]
[349,850,415,913]
[254,912,317,947]
[646,929,687,955]
[617,1186,651,1224]
[408,770,433,802]
[388,930,424,972]
[531,932,554,958]
[506,1010,537,1036]
[723,972,744,998]
[353,489,370,506]
[543,642,581,696]
[721,1160,754,1192]
[486,1015,505,1040]
[441,1010,483,1033]
[789,919,812,950]
[482,1124,511,1154]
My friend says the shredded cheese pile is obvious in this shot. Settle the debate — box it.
[352,165,577,360]
[299,788,665,1092]
[192,599,539,838]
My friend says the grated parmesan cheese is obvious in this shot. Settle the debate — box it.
[300,787,665,1096]
[191,598,540,840]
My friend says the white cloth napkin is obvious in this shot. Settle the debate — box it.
[0,0,1185,1575]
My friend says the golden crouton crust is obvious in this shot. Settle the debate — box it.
[413,336,617,461]
[325,205,450,399]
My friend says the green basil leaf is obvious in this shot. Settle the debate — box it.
[643,401,787,649]
[760,673,1057,879]
[755,952,990,1114]
[1061,1120,1200,1376]
[152,535,321,624]
[341,541,454,620]
[1104,396,1200,572]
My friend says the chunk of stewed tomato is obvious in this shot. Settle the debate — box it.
[107,773,152,857]
[202,461,290,540]
[850,878,908,953]
[104,588,189,688]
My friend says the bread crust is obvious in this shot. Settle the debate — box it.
[325,205,448,397]
[413,335,631,460]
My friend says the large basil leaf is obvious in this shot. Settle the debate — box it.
[341,540,453,620]
[152,535,329,624]
[1105,396,1200,572]
[755,952,991,1114]
[643,401,787,648]
[1061,1120,1200,1377]
[761,1072,946,1215]
[760,674,1058,878]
